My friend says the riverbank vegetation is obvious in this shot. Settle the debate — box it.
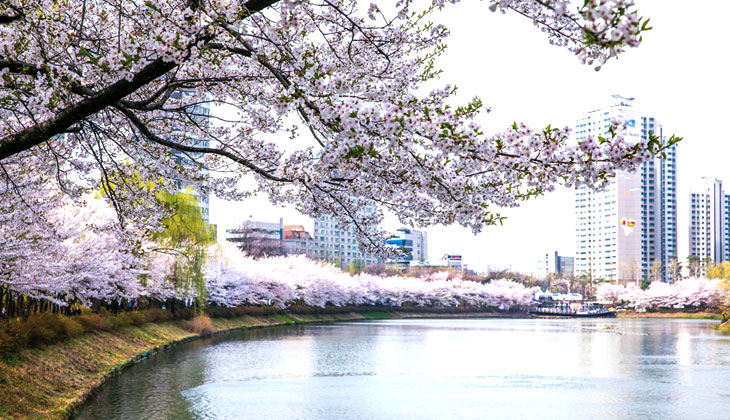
[0,310,506,420]
[0,301,506,357]
[4,248,730,357]
[0,312,326,420]
[1,306,228,355]
[616,311,723,320]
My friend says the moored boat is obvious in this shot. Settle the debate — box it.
[529,302,616,318]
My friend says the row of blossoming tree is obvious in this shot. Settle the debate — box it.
[597,279,729,310]
[205,245,537,309]
[2,190,729,315]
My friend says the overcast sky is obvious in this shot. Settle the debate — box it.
[210,0,730,274]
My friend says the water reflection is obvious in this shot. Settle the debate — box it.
[75,319,730,420]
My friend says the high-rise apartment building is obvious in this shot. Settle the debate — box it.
[171,92,210,222]
[689,178,730,263]
[574,96,677,283]
[312,205,383,267]
[725,194,730,260]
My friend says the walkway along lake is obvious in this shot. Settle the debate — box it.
[75,318,730,419]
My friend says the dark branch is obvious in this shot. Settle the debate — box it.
[0,58,178,161]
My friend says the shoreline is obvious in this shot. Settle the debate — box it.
[615,311,723,320]
[0,310,513,420]
[1,310,724,419]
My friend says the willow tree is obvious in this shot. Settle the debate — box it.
[151,190,216,299]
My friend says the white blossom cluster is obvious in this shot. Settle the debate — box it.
[0,183,148,305]
[597,279,728,309]
[488,0,648,70]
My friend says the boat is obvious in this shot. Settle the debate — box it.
[529,302,616,318]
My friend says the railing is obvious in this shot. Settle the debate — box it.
[532,306,575,315]
[532,305,611,316]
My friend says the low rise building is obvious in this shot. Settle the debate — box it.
[537,251,575,279]
[226,219,285,257]
[385,227,429,266]
[282,225,316,257]
[444,254,463,271]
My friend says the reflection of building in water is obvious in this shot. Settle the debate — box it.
[574,96,677,283]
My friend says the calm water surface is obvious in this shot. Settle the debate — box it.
[76,318,730,419]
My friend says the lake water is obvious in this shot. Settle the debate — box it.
[75,318,730,420]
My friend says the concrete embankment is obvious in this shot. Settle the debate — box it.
[0,311,508,420]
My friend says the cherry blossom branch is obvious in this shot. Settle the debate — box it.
[114,104,293,183]
[0,58,177,161]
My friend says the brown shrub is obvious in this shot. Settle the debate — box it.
[0,320,29,355]
[144,308,172,323]
[203,306,228,318]
[125,311,147,326]
[242,305,281,316]
[25,313,67,346]
[76,312,113,331]
[185,315,214,336]
[175,307,196,320]
[59,317,84,338]
[110,312,133,328]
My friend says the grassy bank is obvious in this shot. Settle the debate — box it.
[0,310,508,420]
[616,311,723,320]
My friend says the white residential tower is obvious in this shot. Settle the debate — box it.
[574,96,677,283]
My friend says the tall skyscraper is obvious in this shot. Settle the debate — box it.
[689,178,729,264]
[574,96,677,283]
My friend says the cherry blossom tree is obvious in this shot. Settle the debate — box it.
[1,0,676,302]
[0,187,145,307]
